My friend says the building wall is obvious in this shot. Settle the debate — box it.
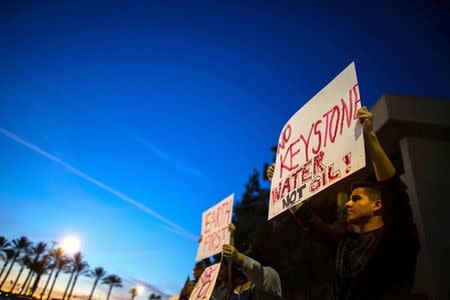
[371,94,450,299]
[400,137,450,300]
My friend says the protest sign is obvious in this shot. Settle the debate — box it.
[196,194,233,260]
[269,62,365,219]
[189,263,221,300]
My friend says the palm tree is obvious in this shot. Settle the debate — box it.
[10,252,32,293]
[22,269,35,295]
[88,267,107,300]
[19,255,34,295]
[34,257,54,298]
[102,274,123,300]
[0,236,32,289]
[0,236,10,260]
[129,287,137,300]
[30,241,56,296]
[62,256,75,300]
[20,242,47,295]
[0,249,14,283]
[47,248,69,300]
[67,254,89,300]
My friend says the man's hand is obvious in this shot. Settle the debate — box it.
[289,201,305,214]
[266,164,275,182]
[357,107,374,134]
[228,223,236,233]
[222,244,244,267]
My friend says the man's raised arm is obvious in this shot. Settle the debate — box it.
[358,107,395,181]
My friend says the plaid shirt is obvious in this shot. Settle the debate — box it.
[295,174,420,300]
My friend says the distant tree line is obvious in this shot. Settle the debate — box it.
[0,236,160,300]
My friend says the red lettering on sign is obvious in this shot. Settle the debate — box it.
[281,177,291,196]
[277,124,292,154]
[299,123,314,162]
[301,160,312,183]
[291,167,302,190]
[271,181,282,204]
[342,152,351,173]
[312,120,322,155]
[352,84,361,119]
[313,151,325,175]
[329,105,340,143]
[327,163,341,181]
[279,138,301,178]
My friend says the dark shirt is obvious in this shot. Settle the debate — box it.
[294,174,420,300]
[230,287,253,300]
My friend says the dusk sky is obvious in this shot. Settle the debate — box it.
[1,0,449,298]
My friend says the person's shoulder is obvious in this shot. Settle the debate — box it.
[263,265,279,274]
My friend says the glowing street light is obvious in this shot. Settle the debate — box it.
[60,235,81,255]
[136,285,145,296]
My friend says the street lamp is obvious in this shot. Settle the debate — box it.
[136,285,145,296]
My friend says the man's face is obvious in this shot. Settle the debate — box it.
[346,187,377,224]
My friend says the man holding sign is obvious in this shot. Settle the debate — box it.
[268,107,420,299]
[222,224,282,300]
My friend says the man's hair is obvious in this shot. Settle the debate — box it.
[350,181,382,201]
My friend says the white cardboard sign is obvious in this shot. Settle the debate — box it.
[269,62,365,219]
[196,194,233,260]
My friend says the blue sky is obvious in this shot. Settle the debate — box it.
[1,0,449,297]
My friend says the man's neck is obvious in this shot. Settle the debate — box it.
[358,216,384,233]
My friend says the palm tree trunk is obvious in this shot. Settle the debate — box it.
[22,272,34,295]
[88,278,99,300]
[20,269,33,295]
[31,273,42,297]
[67,272,79,300]
[47,269,61,300]
[62,270,75,300]
[0,259,10,281]
[0,254,18,289]
[9,262,26,293]
[38,267,55,299]
[21,250,42,295]
[106,285,113,300]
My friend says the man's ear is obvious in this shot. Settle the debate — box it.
[373,199,383,214]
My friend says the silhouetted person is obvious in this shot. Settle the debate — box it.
[178,259,210,300]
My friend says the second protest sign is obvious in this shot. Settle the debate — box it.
[196,194,234,261]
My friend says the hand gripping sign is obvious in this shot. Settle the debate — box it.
[269,62,366,220]
[196,194,234,261]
